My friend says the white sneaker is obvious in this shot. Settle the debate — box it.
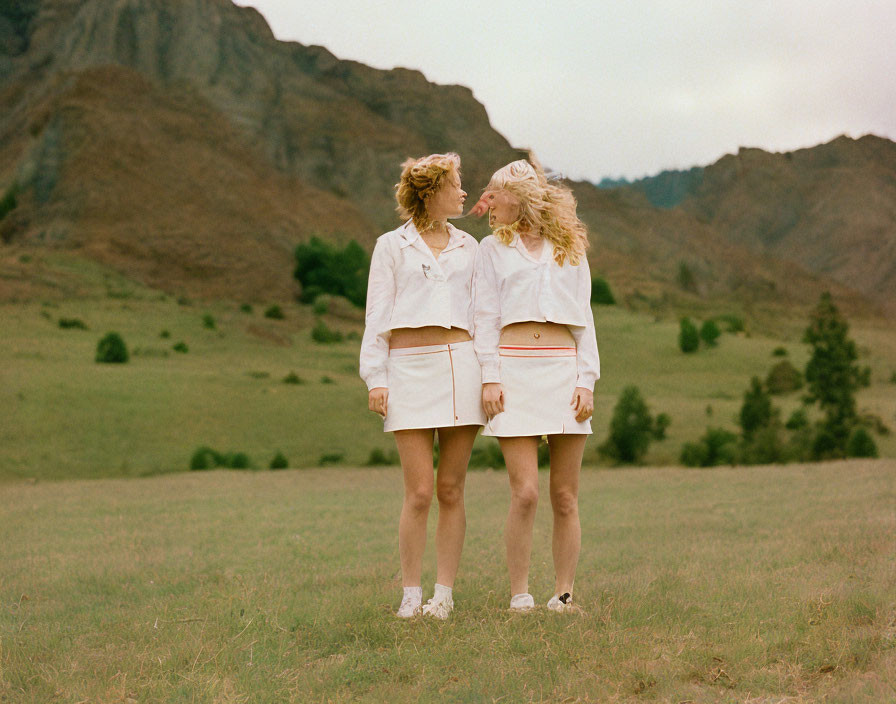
[547,592,574,612]
[509,593,535,611]
[396,588,422,618]
[422,593,454,620]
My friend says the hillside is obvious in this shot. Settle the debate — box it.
[0,0,888,316]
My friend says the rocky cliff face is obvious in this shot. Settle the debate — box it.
[0,0,889,315]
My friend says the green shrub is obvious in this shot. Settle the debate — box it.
[785,408,809,430]
[190,446,224,471]
[58,318,88,330]
[0,182,18,220]
[160,329,171,339]
[846,427,878,458]
[765,360,803,394]
[202,314,216,330]
[264,305,285,320]
[311,319,344,344]
[223,452,252,469]
[294,237,369,307]
[320,375,335,384]
[537,440,550,468]
[318,452,344,466]
[652,413,671,440]
[599,386,656,464]
[365,447,398,466]
[282,372,305,385]
[717,314,745,333]
[678,317,699,353]
[95,332,129,364]
[270,452,289,469]
[699,320,721,347]
[739,421,787,465]
[739,377,773,440]
[172,342,189,353]
[772,347,788,357]
[469,441,505,469]
[680,427,738,467]
[240,304,253,314]
[312,298,329,316]
[590,277,616,305]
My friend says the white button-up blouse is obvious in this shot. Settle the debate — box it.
[472,233,600,389]
[359,221,479,390]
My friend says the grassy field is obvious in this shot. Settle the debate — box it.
[1,461,894,702]
[3,292,895,482]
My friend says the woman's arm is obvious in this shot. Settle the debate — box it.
[472,241,502,384]
[569,258,600,390]
[359,238,396,392]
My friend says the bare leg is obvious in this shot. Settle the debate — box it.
[433,425,478,587]
[547,434,587,596]
[394,429,435,587]
[499,436,540,597]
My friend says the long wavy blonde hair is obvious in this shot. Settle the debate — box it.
[487,158,588,266]
[395,152,460,231]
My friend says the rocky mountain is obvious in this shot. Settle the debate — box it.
[0,0,889,316]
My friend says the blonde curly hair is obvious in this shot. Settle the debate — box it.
[395,153,461,231]
[487,157,588,266]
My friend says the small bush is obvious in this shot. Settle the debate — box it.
[58,318,88,330]
[785,408,809,430]
[739,377,773,440]
[320,375,335,384]
[846,427,878,458]
[160,329,171,339]
[599,386,656,464]
[224,452,252,469]
[772,347,788,357]
[269,452,289,469]
[202,314,216,330]
[717,314,745,334]
[190,446,223,471]
[469,441,506,469]
[311,319,344,344]
[294,237,369,307]
[766,360,803,394]
[652,413,671,440]
[172,342,189,353]
[537,440,550,468]
[318,452,344,466]
[177,296,192,306]
[678,318,699,354]
[739,421,787,465]
[264,305,285,320]
[240,303,253,314]
[365,447,398,466]
[0,182,18,220]
[591,277,616,305]
[312,298,329,316]
[699,320,721,347]
[282,372,305,385]
[96,332,129,363]
[680,427,738,467]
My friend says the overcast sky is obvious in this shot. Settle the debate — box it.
[235,1,896,182]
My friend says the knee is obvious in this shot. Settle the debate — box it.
[436,480,464,508]
[512,484,539,513]
[405,486,433,514]
[551,489,578,518]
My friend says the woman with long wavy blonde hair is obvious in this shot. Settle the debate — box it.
[471,158,600,612]
[360,153,485,619]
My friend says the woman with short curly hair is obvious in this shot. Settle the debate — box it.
[360,153,485,619]
[471,157,599,613]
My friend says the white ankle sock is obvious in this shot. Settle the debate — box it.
[433,583,452,601]
[403,586,422,601]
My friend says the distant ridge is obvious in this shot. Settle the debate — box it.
[0,0,890,317]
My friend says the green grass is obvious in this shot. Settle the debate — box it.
[1,462,894,702]
[2,299,895,480]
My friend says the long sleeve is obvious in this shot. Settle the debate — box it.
[472,242,502,384]
[359,238,395,390]
[570,258,600,389]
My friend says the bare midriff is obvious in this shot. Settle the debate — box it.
[500,321,574,346]
[389,326,472,349]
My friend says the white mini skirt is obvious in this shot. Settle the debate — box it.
[483,345,592,437]
[384,340,486,432]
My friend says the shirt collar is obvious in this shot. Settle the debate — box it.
[509,231,551,263]
[399,220,466,252]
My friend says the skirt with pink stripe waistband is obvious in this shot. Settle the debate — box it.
[384,340,486,432]
[483,345,592,437]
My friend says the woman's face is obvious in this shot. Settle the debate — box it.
[483,189,521,228]
[426,171,466,220]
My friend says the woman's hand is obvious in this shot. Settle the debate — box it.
[482,383,505,418]
[570,387,594,422]
[368,387,388,418]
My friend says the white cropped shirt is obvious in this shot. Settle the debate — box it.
[359,220,479,390]
[472,233,600,389]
